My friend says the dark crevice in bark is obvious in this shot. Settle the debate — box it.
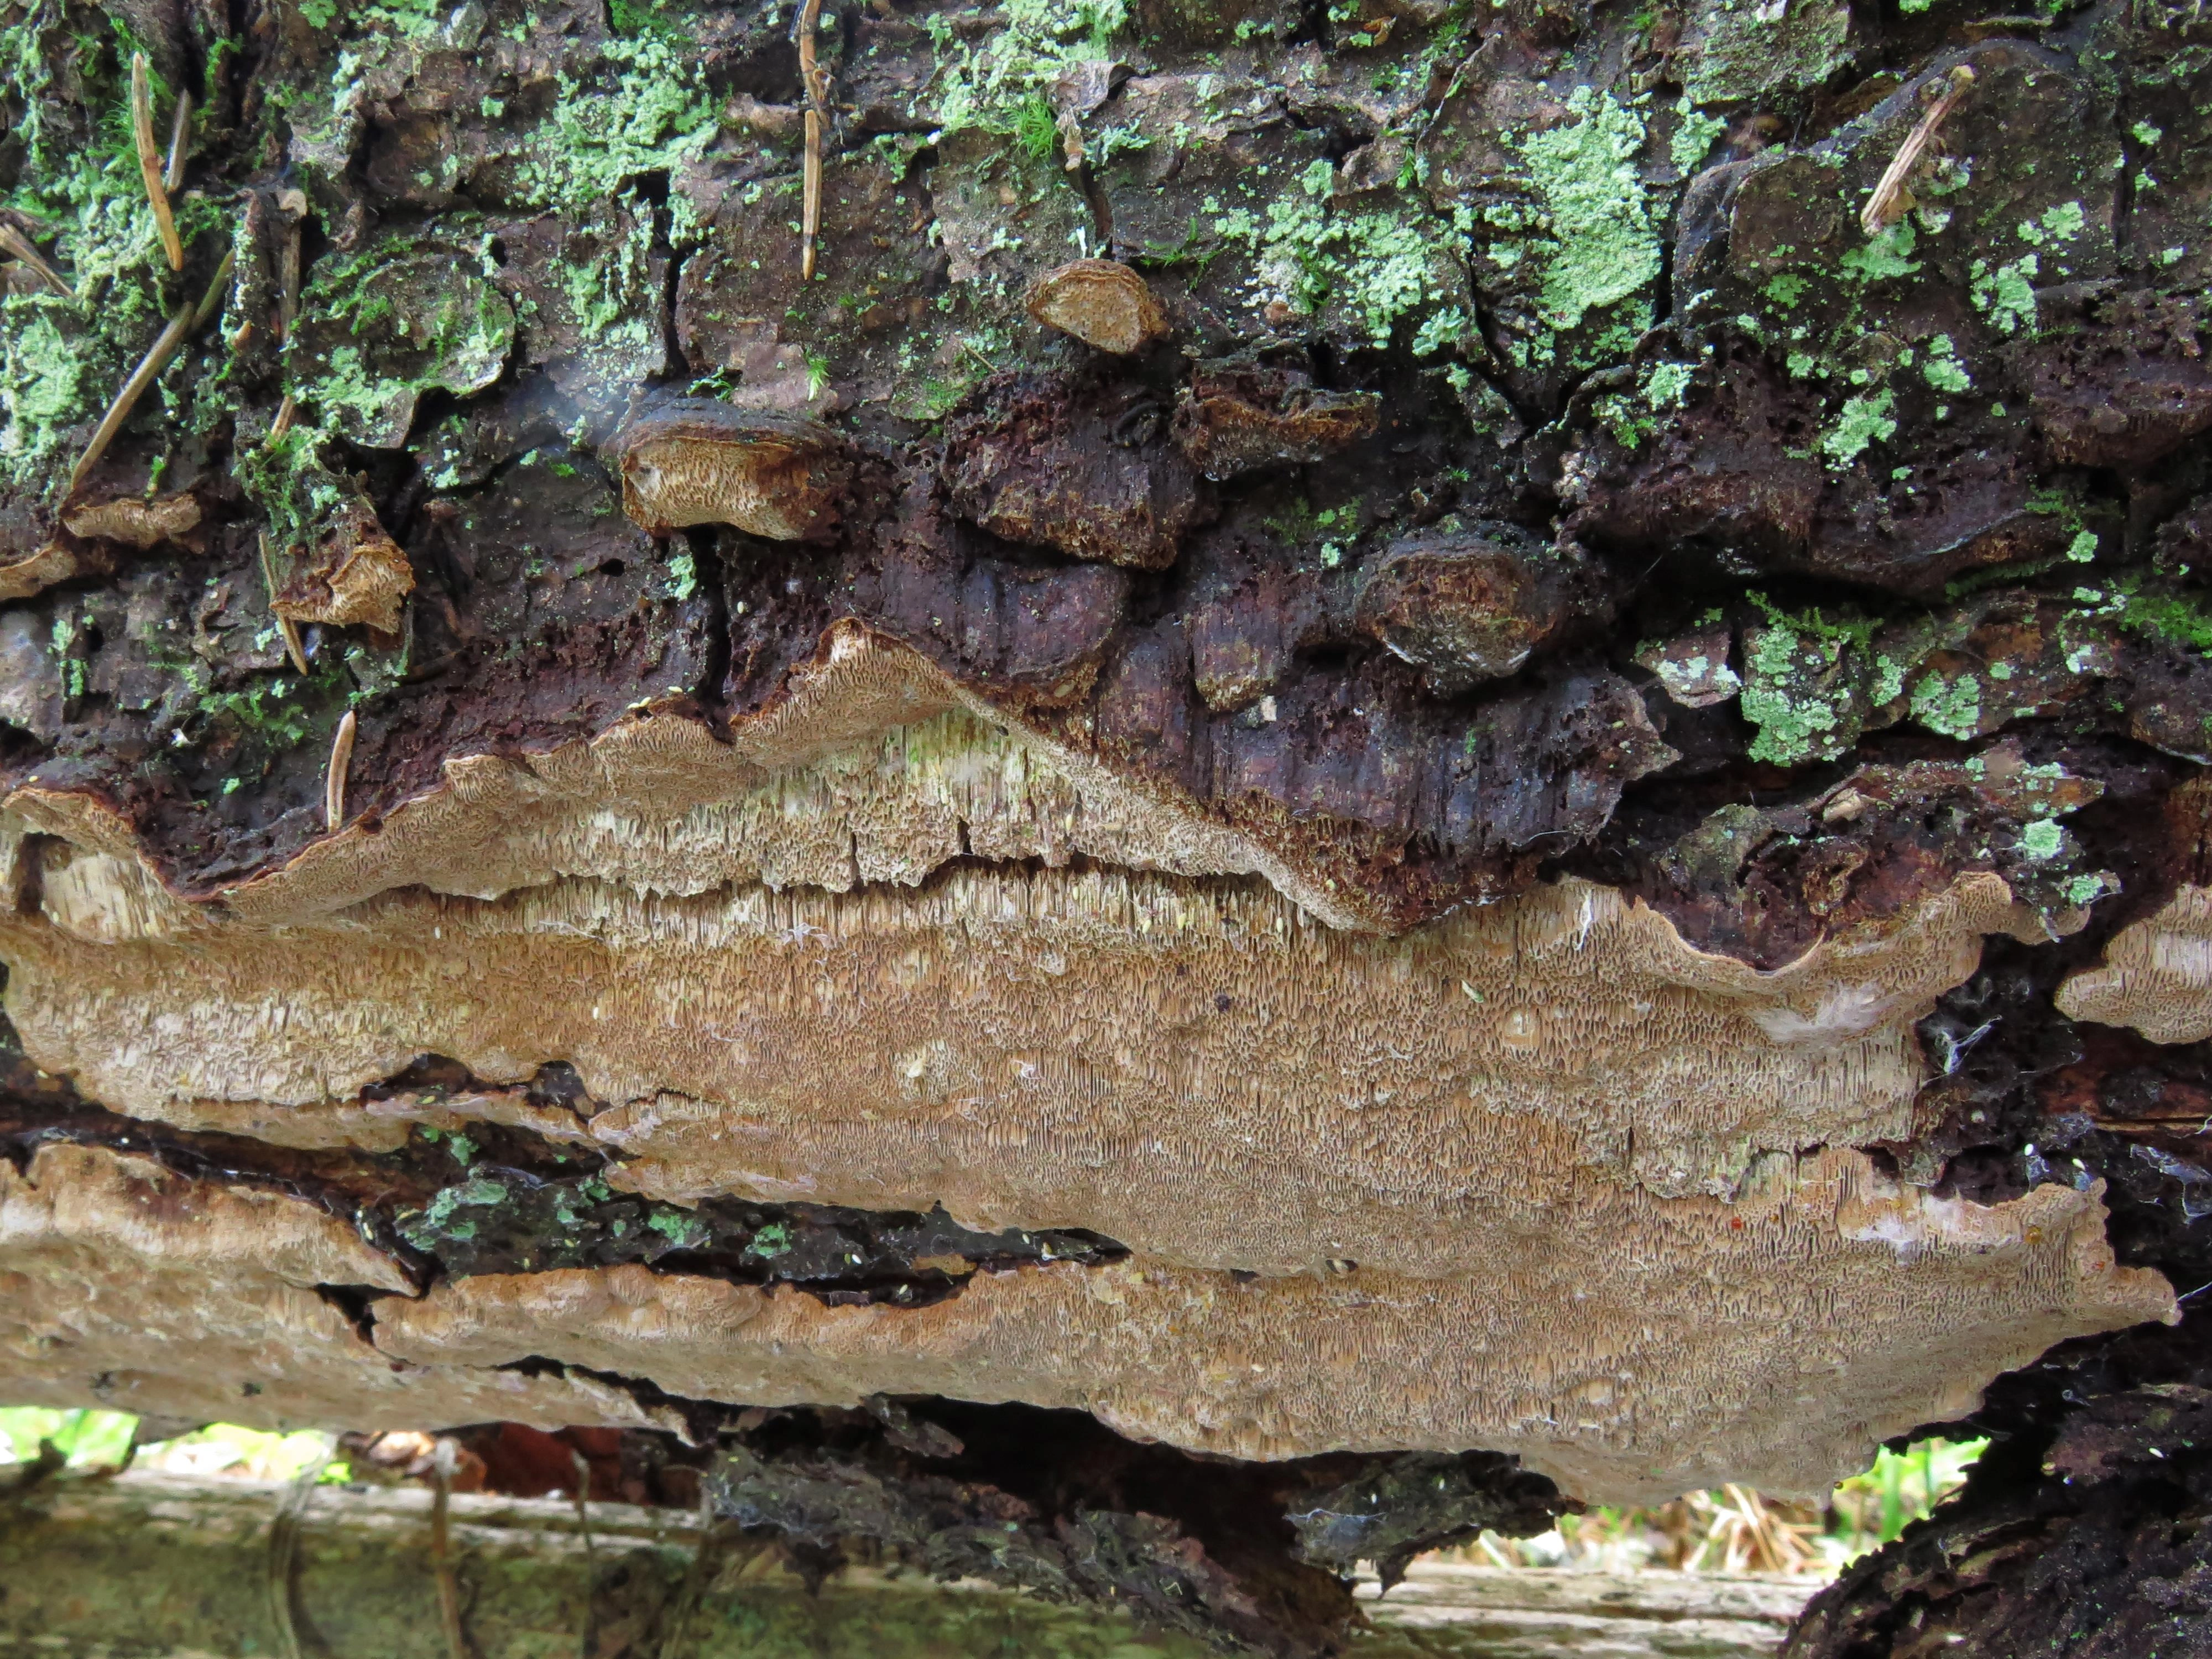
[0,1010,1125,1307]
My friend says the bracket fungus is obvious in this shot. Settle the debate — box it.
[608,402,853,541]
[1025,259,1170,355]
[5,6,2211,1645]
[0,637,2176,1505]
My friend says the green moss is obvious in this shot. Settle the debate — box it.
[2017,817,2064,860]
[0,1,192,500]
[2103,577,2212,654]
[1683,0,1850,104]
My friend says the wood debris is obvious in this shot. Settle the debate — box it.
[796,0,829,280]
[1862,66,1976,236]
[0,221,70,297]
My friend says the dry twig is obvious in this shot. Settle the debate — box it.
[259,533,310,675]
[130,53,185,271]
[0,222,70,296]
[66,248,233,493]
[796,0,828,280]
[275,188,306,344]
[325,709,356,833]
[1861,65,1976,236]
[430,1438,470,1659]
[266,1449,332,1659]
[571,1448,597,1659]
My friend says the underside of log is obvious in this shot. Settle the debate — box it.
[8,0,2212,1648]
[0,1468,1814,1659]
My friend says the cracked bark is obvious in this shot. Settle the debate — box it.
[6,0,2212,1649]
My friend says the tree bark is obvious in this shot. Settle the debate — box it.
[5,0,2212,1648]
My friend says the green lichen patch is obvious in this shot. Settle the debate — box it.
[289,241,516,449]
[1679,0,1851,106]
[926,0,1129,139]
[512,30,718,212]
[1471,88,1662,377]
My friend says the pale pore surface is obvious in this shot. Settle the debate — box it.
[3,841,2036,1272]
[2057,883,2212,1044]
[0,1141,2170,1503]
[0,1144,685,1436]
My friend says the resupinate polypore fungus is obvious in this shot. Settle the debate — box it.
[0,629,2176,1504]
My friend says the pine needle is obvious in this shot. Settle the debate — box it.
[325,709,356,834]
[163,90,192,193]
[259,534,310,675]
[796,0,827,280]
[66,248,233,493]
[129,54,184,272]
[0,222,70,296]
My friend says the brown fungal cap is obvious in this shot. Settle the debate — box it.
[608,401,852,541]
[1025,259,1169,355]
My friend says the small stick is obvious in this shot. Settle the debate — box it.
[430,1438,469,1659]
[276,191,305,345]
[325,708,356,833]
[265,393,298,450]
[130,53,185,271]
[796,0,827,280]
[66,249,234,492]
[571,1449,597,1659]
[0,222,70,296]
[267,1449,331,1659]
[1861,65,1975,236]
[163,90,192,193]
[69,308,189,493]
[259,534,309,675]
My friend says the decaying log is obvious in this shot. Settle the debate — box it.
[9,0,2212,1647]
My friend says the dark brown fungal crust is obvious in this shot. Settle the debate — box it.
[607,403,853,541]
[1172,363,1383,481]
